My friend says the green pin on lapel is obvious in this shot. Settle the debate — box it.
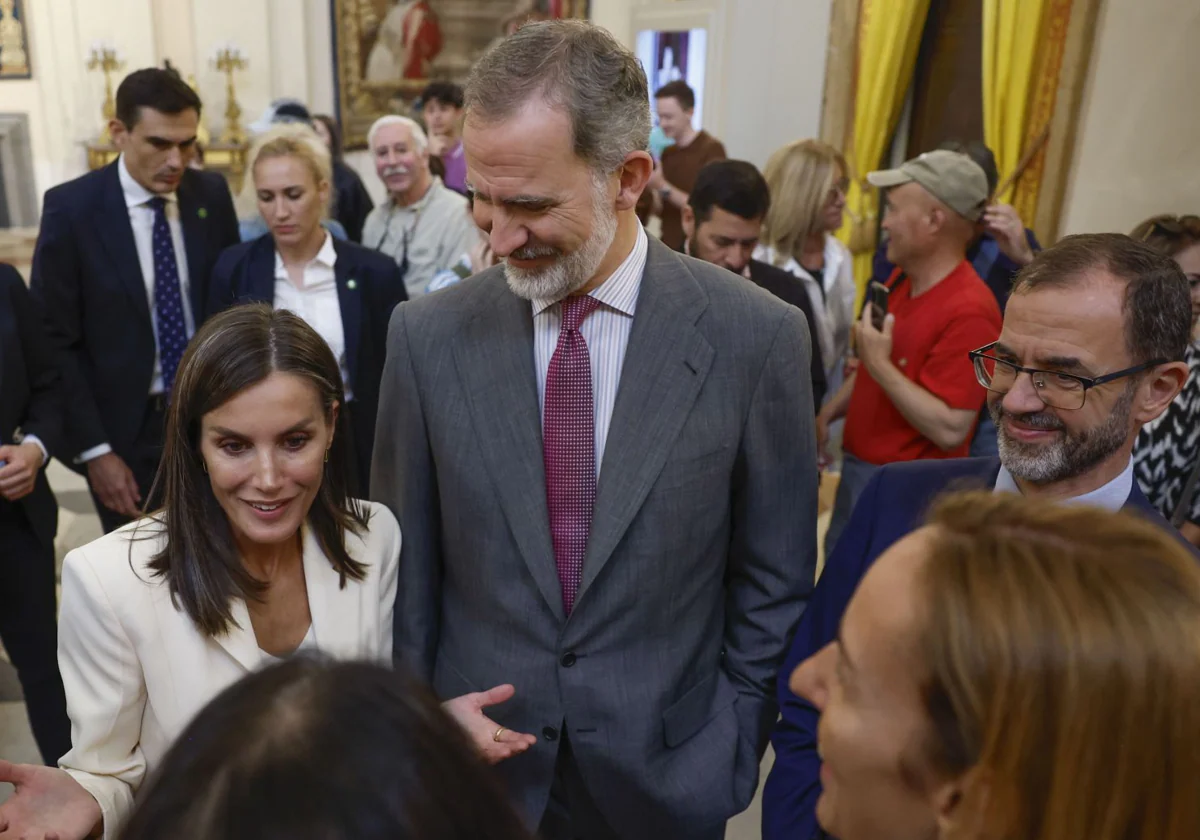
[197,207,208,219]
[347,278,358,290]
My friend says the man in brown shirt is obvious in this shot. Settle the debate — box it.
[646,80,727,251]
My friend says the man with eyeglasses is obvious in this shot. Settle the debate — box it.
[762,232,1196,840]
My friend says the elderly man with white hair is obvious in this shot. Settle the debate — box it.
[361,115,480,297]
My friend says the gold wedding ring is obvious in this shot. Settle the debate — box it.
[493,726,507,742]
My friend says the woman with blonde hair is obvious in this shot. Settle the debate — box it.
[791,490,1200,840]
[1131,214,1200,546]
[756,139,856,398]
[206,124,408,495]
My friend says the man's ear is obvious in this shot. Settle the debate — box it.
[1134,361,1189,425]
[615,150,654,212]
[681,205,696,241]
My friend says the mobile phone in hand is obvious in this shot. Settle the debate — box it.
[866,281,890,331]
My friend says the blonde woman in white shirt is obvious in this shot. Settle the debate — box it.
[207,124,408,496]
[0,306,535,840]
[754,139,856,401]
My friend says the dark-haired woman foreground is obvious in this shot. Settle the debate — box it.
[0,305,534,840]
[119,657,533,840]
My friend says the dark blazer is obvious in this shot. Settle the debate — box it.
[207,234,408,485]
[332,159,375,244]
[372,240,819,837]
[748,259,827,408]
[762,456,1197,840]
[30,161,238,463]
[0,264,62,548]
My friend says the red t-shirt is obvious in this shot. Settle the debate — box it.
[843,261,1002,465]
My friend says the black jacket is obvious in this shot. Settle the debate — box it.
[332,159,375,244]
[748,259,827,408]
[0,263,62,547]
[30,162,239,463]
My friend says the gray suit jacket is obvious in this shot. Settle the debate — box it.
[371,237,818,837]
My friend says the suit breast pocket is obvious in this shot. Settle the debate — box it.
[654,444,733,493]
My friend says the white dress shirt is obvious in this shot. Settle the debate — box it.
[532,225,648,474]
[993,458,1135,512]
[273,233,354,400]
[78,158,195,463]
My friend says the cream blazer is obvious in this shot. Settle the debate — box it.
[55,501,400,839]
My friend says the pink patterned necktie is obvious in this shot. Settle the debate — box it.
[544,294,602,616]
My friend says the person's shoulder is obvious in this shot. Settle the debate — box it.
[431,179,468,209]
[183,167,233,199]
[213,236,262,274]
[749,258,802,289]
[0,261,23,292]
[663,250,798,342]
[876,457,1001,494]
[948,261,1004,314]
[43,165,109,210]
[62,516,168,596]
[334,239,398,273]
[352,501,402,573]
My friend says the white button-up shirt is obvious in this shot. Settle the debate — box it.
[119,154,195,395]
[532,225,648,475]
[993,459,1135,512]
[273,233,354,400]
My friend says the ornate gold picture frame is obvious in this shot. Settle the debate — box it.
[333,0,591,149]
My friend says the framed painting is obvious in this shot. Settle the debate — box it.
[0,0,32,80]
[333,0,591,149]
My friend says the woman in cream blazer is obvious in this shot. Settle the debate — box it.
[0,306,534,840]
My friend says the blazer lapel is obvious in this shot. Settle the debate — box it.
[577,244,714,605]
[98,163,152,326]
[176,176,209,318]
[333,243,363,393]
[301,523,362,657]
[452,279,562,620]
[212,598,262,672]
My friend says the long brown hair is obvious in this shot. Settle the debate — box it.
[916,491,1200,840]
[146,304,369,637]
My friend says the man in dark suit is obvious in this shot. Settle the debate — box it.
[682,159,827,407]
[371,21,818,839]
[762,233,1197,840]
[0,263,70,765]
[31,68,239,532]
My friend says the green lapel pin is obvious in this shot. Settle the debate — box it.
[347,278,358,290]
[197,207,208,219]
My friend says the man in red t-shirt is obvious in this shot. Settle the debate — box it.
[819,150,1002,554]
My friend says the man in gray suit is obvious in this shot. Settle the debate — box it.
[372,20,818,839]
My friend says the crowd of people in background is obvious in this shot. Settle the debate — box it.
[0,15,1198,840]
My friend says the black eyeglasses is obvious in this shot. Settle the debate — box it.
[968,342,1167,411]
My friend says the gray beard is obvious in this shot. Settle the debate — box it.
[503,185,618,302]
[992,385,1135,485]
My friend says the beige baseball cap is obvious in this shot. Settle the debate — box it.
[867,150,989,221]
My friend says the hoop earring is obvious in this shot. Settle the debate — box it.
[201,460,208,474]
[324,448,330,463]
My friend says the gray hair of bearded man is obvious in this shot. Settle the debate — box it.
[463,18,651,176]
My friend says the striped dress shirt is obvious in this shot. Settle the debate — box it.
[532,225,649,476]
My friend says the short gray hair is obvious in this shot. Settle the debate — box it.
[465,19,650,174]
[366,115,428,154]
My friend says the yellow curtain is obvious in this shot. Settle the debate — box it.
[982,0,1050,205]
[837,0,932,301]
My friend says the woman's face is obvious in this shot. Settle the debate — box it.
[1174,241,1200,328]
[822,164,849,234]
[254,154,329,249]
[199,372,336,553]
[790,528,958,840]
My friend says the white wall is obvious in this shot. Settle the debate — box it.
[1059,0,1200,235]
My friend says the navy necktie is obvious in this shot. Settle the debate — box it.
[147,196,188,395]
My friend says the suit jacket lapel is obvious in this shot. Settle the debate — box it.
[301,523,361,657]
[98,163,152,326]
[244,237,277,302]
[176,176,209,318]
[577,243,714,605]
[212,598,262,672]
[333,242,363,393]
[453,278,562,620]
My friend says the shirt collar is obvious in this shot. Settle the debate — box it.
[118,153,176,209]
[531,224,648,317]
[273,231,338,281]
[993,458,1135,512]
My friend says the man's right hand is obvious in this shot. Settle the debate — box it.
[86,452,142,518]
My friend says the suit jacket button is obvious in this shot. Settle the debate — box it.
[560,652,577,667]
[542,726,559,741]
